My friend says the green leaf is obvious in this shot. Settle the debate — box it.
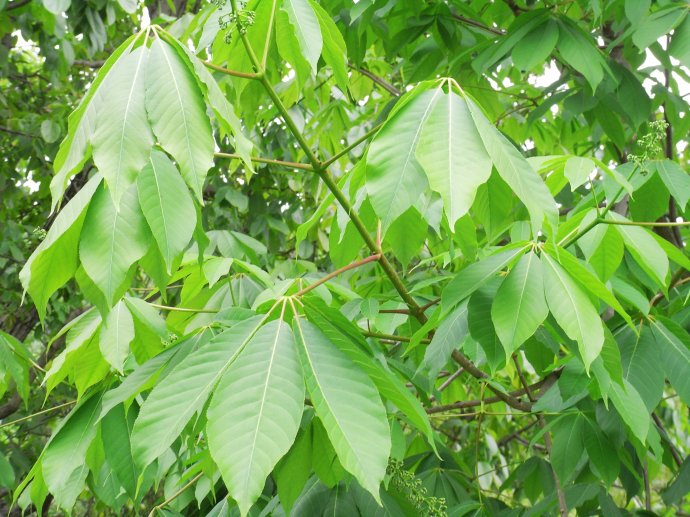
[541,253,604,371]
[137,150,196,273]
[49,34,138,211]
[618,326,663,413]
[551,413,585,483]
[130,315,265,468]
[420,300,469,378]
[292,317,390,500]
[281,0,323,73]
[366,87,440,230]
[416,90,492,227]
[653,159,690,210]
[442,244,528,310]
[79,183,150,306]
[544,243,633,328]
[275,426,313,514]
[491,252,548,359]
[20,174,102,322]
[650,318,690,406]
[583,416,618,486]
[101,404,137,498]
[92,45,152,206]
[556,19,605,91]
[309,0,348,92]
[42,395,101,508]
[302,298,437,452]
[99,299,135,373]
[145,38,214,201]
[606,213,669,290]
[632,6,687,49]
[512,20,559,71]
[465,95,557,232]
[563,156,595,190]
[609,378,649,443]
[162,31,255,176]
[207,319,304,516]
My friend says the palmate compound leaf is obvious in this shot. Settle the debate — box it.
[137,150,196,274]
[206,317,305,516]
[130,315,265,469]
[416,87,493,228]
[49,34,139,211]
[491,251,549,359]
[541,253,604,371]
[79,182,150,306]
[91,44,153,207]
[145,38,214,201]
[20,174,103,322]
[292,316,391,501]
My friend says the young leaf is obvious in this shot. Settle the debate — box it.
[551,413,585,483]
[20,174,102,322]
[650,318,690,406]
[130,315,265,468]
[491,251,548,359]
[292,317,390,500]
[206,319,305,516]
[653,159,690,210]
[145,38,214,201]
[309,0,348,92]
[541,253,604,371]
[618,326,664,412]
[92,45,153,206]
[79,183,150,306]
[416,90,492,228]
[137,150,196,273]
[100,404,137,499]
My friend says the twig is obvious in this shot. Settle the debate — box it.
[319,122,384,169]
[0,400,76,429]
[295,254,381,297]
[214,152,313,170]
[148,303,218,314]
[148,472,203,517]
[202,60,260,80]
[347,63,401,96]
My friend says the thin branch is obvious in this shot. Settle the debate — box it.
[0,401,76,430]
[361,331,430,344]
[600,219,690,227]
[319,122,384,169]
[73,59,105,68]
[148,472,203,517]
[652,412,683,467]
[295,254,381,296]
[6,0,32,11]
[148,303,218,314]
[202,60,260,80]
[450,13,504,36]
[347,63,401,96]
[0,125,33,138]
[214,152,313,170]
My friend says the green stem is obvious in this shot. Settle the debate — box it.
[319,122,384,169]
[601,219,690,227]
[295,254,381,296]
[148,303,218,314]
[214,152,313,171]
[202,60,260,80]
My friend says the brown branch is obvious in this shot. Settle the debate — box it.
[296,254,381,297]
[6,0,31,10]
[0,125,33,138]
[347,63,401,96]
[450,13,504,36]
[652,412,683,467]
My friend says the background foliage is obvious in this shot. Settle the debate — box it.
[2,0,690,515]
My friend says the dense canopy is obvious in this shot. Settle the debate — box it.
[2,0,690,515]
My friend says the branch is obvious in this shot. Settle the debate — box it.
[0,401,76,429]
[148,303,218,314]
[295,254,381,296]
[73,59,105,68]
[601,219,690,228]
[319,122,384,169]
[450,13,504,36]
[6,0,31,10]
[361,331,430,344]
[214,152,313,171]
[147,472,203,517]
[203,60,260,80]
[0,125,33,138]
[347,63,401,96]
